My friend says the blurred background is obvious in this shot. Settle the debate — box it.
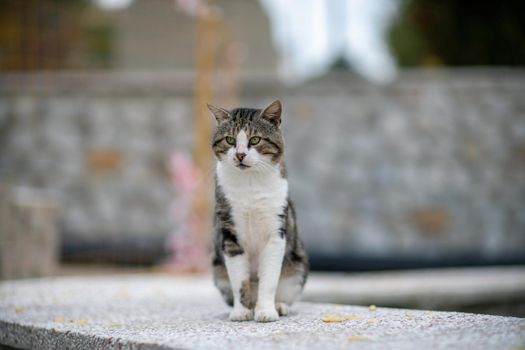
[0,0,524,316]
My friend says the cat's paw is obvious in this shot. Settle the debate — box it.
[254,307,279,322]
[229,307,254,322]
[276,302,289,316]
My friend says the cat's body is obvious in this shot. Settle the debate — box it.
[208,101,308,322]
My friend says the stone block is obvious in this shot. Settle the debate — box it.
[0,185,59,280]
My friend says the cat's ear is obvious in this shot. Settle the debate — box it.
[207,103,231,123]
[260,100,282,127]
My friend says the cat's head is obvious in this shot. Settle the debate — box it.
[208,100,284,171]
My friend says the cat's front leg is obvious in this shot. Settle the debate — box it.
[224,252,253,321]
[255,234,286,322]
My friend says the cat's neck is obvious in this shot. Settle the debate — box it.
[216,161,286,187]
[216,160,288,211]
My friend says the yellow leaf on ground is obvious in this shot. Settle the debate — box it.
[321,315,347,323]
[321,314,363,322]
[367,318,379,324]
[348,335,368,341]
[15,307,25,313]
[53,317,65,323]
[344,315,363,321]
[404,313,415,318]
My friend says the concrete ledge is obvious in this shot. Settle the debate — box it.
[304,266,525,310]
[1,276,524,350]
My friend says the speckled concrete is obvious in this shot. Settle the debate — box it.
[1,275,524,350]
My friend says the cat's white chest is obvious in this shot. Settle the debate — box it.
[216,163,288,270]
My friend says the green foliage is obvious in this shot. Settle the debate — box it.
[389,0,525,66]
[85,24,115,68]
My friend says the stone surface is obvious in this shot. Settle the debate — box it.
[53,265,525,312]
[304,266,525,310]
[1,275,524,350]
[1,70,525,261]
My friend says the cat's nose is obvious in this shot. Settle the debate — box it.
[235,152,246,162]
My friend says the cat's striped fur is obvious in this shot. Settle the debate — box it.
[208,100,309,322]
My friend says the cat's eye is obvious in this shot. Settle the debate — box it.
[225,136,236,145]
[249,136,261,145]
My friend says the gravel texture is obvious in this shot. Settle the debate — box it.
[1,275,524,350]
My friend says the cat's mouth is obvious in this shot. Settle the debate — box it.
[237,163,250,170]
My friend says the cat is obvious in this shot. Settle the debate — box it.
[208,100,309,322]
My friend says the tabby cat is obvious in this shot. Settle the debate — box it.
[208,100,309,322]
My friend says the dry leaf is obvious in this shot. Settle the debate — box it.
[344,315,363,321]
[367,318,379,324]
[53,317,65,323]
[348,335,367,341]
[368,305,377,312]
[15,307,25,313]
[321,314,363,323]
[404,313,415,318]
[321,315,347,323]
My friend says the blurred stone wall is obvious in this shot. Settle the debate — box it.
[0,70,524,261]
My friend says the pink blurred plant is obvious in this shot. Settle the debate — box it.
[165,151,209,272]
